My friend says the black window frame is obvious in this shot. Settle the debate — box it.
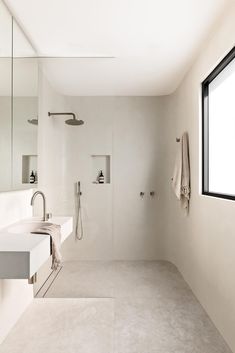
[202,46,235,201]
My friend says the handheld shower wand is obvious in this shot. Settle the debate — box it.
[75,181,84,240]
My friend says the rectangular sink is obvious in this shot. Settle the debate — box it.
[5,216,73,243]
[0,233,50,279]
[0,216,73,279]
[7,221,53,235]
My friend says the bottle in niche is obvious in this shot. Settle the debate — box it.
[29,171,35,184]
[98,170,104,184]
[34,171,38,183]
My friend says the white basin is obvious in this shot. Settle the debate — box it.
[0,234,50,279]
[7,221,53,234]
[0,216,73,279]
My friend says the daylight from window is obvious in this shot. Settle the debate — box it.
[208,58,235,196]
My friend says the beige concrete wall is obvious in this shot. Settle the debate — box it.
[162,3,235,352]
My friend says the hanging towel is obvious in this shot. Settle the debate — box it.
[33,224,62,270]
[172,132,190,212]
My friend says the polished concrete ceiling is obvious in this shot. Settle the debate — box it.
[4,0,232,95]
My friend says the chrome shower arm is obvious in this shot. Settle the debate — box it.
[48,112,76,119]
[48,111,84,126]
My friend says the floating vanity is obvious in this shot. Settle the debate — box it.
[0,216,73,279]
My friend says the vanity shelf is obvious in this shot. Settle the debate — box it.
[0,216,73,279]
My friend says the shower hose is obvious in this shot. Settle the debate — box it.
[75,181,83,240]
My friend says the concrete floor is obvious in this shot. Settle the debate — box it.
[0,261,232,353]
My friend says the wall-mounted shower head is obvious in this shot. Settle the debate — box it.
[65,118,84,126]
[48,112,84,126]
[27,118,38,125]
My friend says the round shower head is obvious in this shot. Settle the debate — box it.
[65,118,84,126]
[27,118,38,125]
[48,112,84,126]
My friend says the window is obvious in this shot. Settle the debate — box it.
[202,46,235,200]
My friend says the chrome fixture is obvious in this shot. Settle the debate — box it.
[140,192,145,197]
[48,112,84,126]
[28,273,37,284]
[150,191,155,197]
[31,191,49,222]
[75,181,84,241]
[47,212,52,220]
[27,117,38,125]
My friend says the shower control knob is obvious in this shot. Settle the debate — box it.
[140,192,145,197]
[150,191,155,197]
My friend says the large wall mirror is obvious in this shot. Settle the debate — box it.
[13,20,38,189]
[0,1,12,191]
[0,0,38,192]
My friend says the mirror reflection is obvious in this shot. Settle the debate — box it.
[12,57,38,188]
[0,1,12,191]
[12,20,38,189]
[0,8,38,192]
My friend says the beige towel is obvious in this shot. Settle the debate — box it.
[172,132,190,212]
[33,224,62,270]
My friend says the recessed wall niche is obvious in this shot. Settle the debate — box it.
[91,155,111,184]
[22,155,38,184]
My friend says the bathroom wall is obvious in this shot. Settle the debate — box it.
[31,70,68,294]
[0,189,33,343]
[65,97,165,260]
[38,74,165,261]
[162,2,235,352]
[112,97,165,259]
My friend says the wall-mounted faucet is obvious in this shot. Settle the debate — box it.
[31,191,49,221]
